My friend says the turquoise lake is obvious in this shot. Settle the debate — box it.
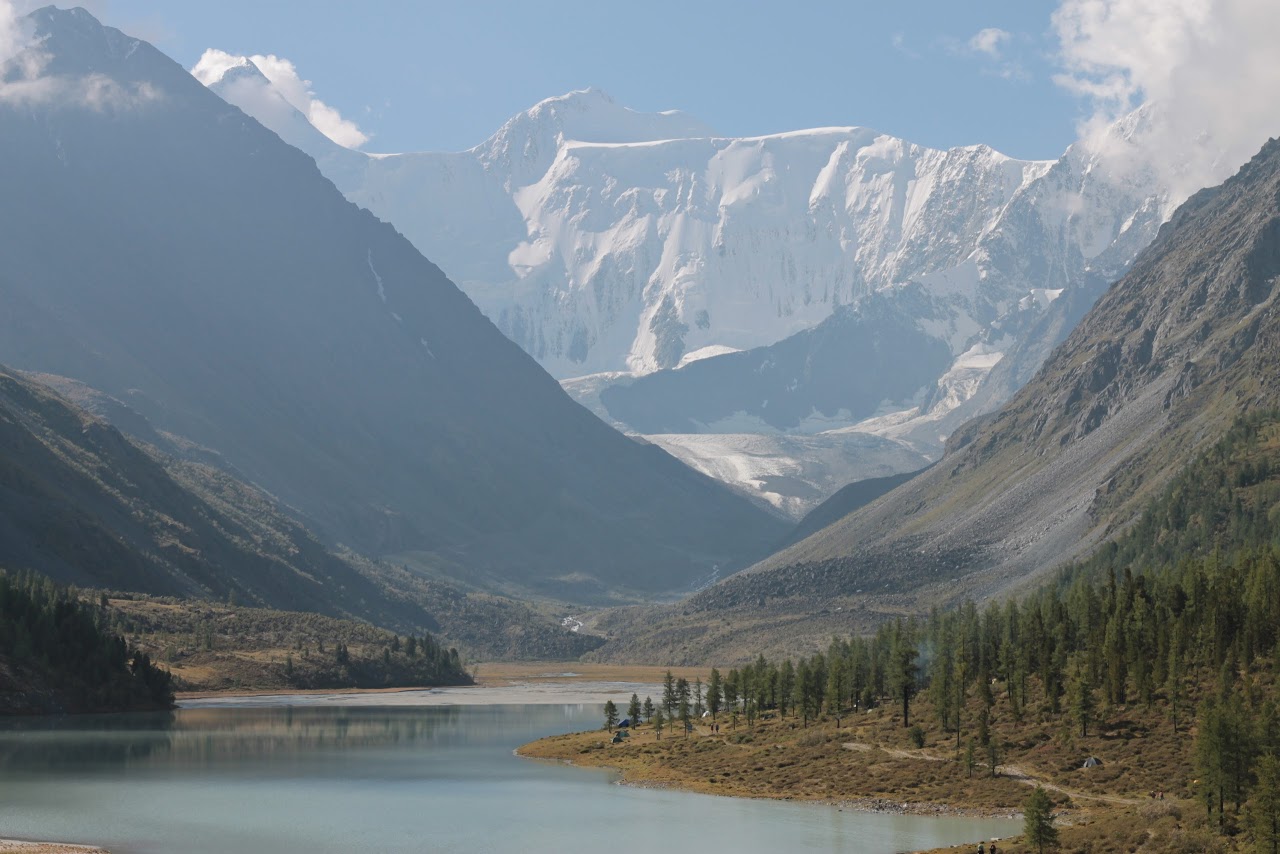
[0,702,1020,852]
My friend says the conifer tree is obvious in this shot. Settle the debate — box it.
[1251,753,1280,854]
[779,659,796,718]
[676,677,691,724]
[1023,786,1058,853]
[628,693,642,726]
[1069,659,1095,738]
[662,670,676,722]
[826,652,849,727]
[604,700,618,731]
[1168,631,1185,734]
[891,633,919,728]
[706,668,723,721]
[724,670,740,729]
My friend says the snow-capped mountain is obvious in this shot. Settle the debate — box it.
[0,8,787,602]
[199,63,1174,515]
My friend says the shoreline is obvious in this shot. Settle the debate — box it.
[178,679,663,708]
[174,661,703,702]
[0,840,107,854]
[518,744,1023,821]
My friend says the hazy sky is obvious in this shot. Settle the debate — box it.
[92,0,1084,159]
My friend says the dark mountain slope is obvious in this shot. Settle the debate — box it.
[0,366,408,621]
[587,136,1280,662]
[0,8,784,599]
[0,365,599,659]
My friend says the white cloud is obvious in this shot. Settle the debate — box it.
[967,27,1011,58]
[193,48,369,149]
[1053,0,1280,203]
[0,0,33,69]
[0,1,160,110]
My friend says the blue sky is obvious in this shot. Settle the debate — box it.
[98,1,1089,159]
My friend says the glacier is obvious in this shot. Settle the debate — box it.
[199,64,1176,517]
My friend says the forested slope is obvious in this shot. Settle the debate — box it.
[0,572,173,715]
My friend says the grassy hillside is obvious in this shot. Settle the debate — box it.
[104,595,470,693]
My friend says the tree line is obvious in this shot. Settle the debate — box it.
[603,414,1280,846]
[0,570,173,712]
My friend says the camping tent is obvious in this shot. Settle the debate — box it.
[1082,757,1102,769]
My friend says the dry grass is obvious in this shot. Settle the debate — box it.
[520,714,1030,815]
[521,681,1224,853]
[108,596,468,693]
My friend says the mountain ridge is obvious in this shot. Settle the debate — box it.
[0,7,785,602]
[199,63,1176,515]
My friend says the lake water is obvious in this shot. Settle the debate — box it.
[0,702,1019,853]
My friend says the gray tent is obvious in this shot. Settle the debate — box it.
[1082,756,1102,769]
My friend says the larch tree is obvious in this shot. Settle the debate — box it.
[662,670,676,723]
[1250,752,1280,854]
[628,693,642,726]
[706,668,723,722]
[603,699,619,731]
[1023,786,1058,853]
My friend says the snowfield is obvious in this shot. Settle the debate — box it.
[200,69,1178,514]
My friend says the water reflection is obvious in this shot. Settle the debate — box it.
[0,704,1019,854]
[0,711,175,771]
[0,706,494,775]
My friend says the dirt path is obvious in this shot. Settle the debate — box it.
[842,741,1139,807]
[843,741,950,762]
[998,764,1140,805]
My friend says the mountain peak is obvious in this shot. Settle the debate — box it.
[190,50,266,88]
[515,87,713,140]
[27,5,133,54]
[474,88,716,182]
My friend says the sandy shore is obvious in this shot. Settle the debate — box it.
[0,841,107,853]
[175,661,700,707]
[178,679,663,708]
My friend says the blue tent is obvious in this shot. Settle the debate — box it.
[618,718,631,728]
